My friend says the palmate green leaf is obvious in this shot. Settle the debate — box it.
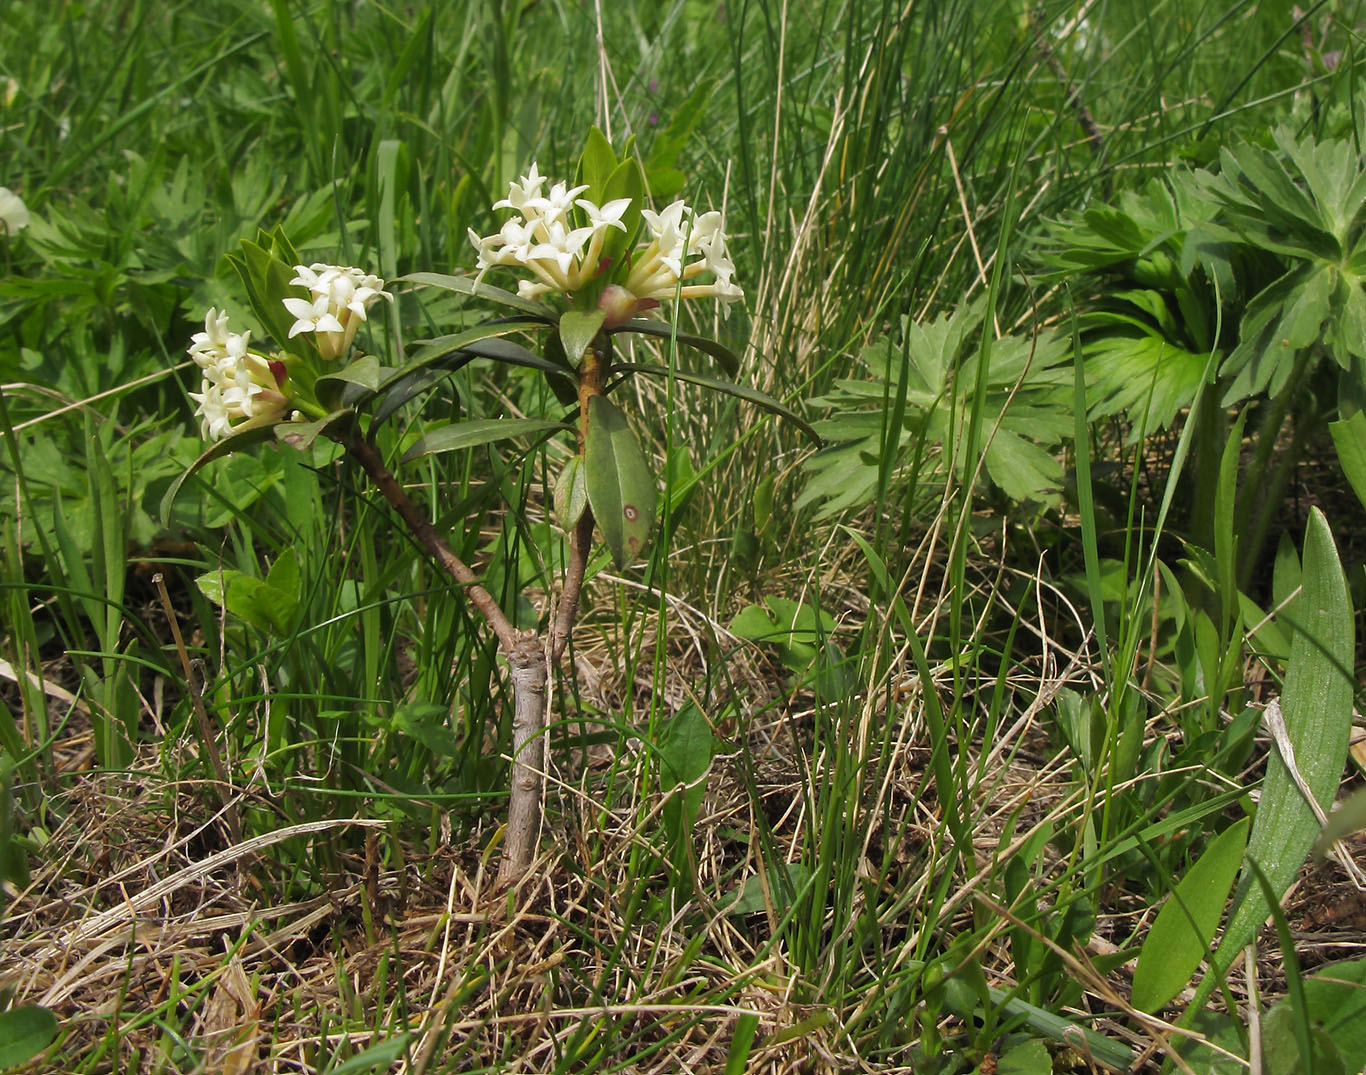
[396,272,556,320]
[613,362,819,443]
[613,318,741,377]
[1084,331,1210,437]
[584,395,655,567]
[1208,508,1354,978]
[1131,817,1249,1013]
[400,417,569,464]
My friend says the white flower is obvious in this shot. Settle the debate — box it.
[186,308,289,441]
[625,200,742,313]
[0,187,29,236]
[285,263,392,360]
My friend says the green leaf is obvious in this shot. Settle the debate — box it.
[613,362,820,443]
[379,321,547,389]
[400,418,568,464]
[559,309,606,366]
[397,272,555,319]
[391,703,458,758]
[316,353,382,410]
[1329,410,1366,512]
[656,703,714,848]
[578,126,619,204]
[0,1005,59,1067]
[321,1034,414,1075]
[274,409,353,450]
[160,423,281,524]
[196,563,299,635]
[613,319,741,377]
[1263,958,1366,1074]
[553,454,589,529]
[981,1039,1052,1075]
[725,863,815,915]
[1210,508,1355,975]
[583,395,655,567]
[1131,817,1249,1012]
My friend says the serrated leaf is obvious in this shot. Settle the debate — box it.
[583,395,655,567]
[1211,508,1354,974]
[559,309,606,366]
[400,418,568,463]
[0,1005,59,1067]
[391,703,458,757]
[553,454,588,529]
[1131,817,1249,1012]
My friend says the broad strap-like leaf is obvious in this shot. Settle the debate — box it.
[613,362,821,444]
[1208,508,1354,977]
[1131,818,1249,1013]
[584,395,656,567]
[612,318,742,377]
[553,453,589,529]
[397,271,556,320]
[400,417,570,464]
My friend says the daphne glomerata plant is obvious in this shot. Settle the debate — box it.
[168,128,814,886]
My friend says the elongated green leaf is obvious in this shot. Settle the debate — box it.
[1131,817,1249,1012]
[160,424,281,524]
[0,1005,58,1067]
[613,318,741,377]
[275,409,354,451]
[379,321,545,390]
[1329,411,1366,512]
[397,271,555,319]
[400,418,569,464]
[584,395,655,567]
[986,987,1133,1070]
[613,362,820,443]
[1211,508,1354,973]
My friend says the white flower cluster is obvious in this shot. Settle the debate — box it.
[622,200,742,307]
[285,263,392,360]
[468,164,742,312]
[468,164,630,301]
[187,309,289,441]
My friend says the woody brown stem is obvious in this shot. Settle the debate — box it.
[496,630,548,885]
[343,427,518,652]
[343,426,547,887]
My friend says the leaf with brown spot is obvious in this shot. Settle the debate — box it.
[583,395,655,567]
